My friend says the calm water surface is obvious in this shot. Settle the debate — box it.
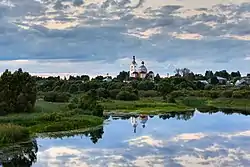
[2,110,250,167]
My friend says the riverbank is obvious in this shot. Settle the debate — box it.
[101,97,250,114]
[0,100,104,146]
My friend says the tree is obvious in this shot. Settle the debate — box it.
[154,73,161,82]
[205,70,213,79]
[214,70,230,80]
[157,79,174,99]
[94,76,104,82]
[69,90,104,116]
[231,71,241,78]
[210,76,219,85]
[116,71,129,82]
[180,68,191,77]
[0,68,37,114]
[81,75,90,82]
[116,91,138,101]
[69,84,79,93]
[174,68,181,77]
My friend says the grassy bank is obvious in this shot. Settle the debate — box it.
[0,100,104,146]
[101,98,192,114]
[101,97,250,114]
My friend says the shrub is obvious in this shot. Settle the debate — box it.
[220,90,233,98]
[181,97,207,107]
[96,88,109,99]
[44,92,71,102]
[207,91,220,99]
[166,95,176,103]
[109,89,120,99]
[116,91,139,101]
[204,85,213,90]
[68,91,104,117]
[139,90,158,98]
[232,91,250,98]
[0,124,30,145]
[170,90,189,98]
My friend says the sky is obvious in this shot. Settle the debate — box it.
[0,0,250,77]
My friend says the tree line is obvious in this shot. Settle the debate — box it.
[1,68,249,116]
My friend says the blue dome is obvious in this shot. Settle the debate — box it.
[138,61,147,73]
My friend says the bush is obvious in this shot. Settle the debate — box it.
[139,90,158,98]
[204,85,213,90]
[96,88,109,99]
[170,90,188,98]
[116,91,139,101]
[232,91,250,98]
[0,124,30,145]
[220,90,233,98]
[68,91,104,117]
[207,91,220,99]
[166,95,176,103]
[44,92,71,102]
[109,89,120,99]
[181,97,207,107]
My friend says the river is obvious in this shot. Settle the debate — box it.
[1,110,250,167]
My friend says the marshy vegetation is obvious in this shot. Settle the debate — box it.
[0,69,105,146]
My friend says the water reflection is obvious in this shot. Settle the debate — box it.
[42,126,104,144]
[131,115,149,133]
[0,140,38,167]
[3,110,250,166]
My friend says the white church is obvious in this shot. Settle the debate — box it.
[129,56,154,81]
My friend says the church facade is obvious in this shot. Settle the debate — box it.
[129,56,154,81]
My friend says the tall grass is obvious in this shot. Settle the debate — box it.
[0,100,104,146]
[0,124,30,145]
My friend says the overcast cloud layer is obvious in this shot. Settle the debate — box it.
[1,0,250,77]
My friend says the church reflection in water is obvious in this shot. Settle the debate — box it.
[131,115,149,133]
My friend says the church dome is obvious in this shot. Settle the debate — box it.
[138,61,147,73]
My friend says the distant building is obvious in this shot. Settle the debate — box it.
[129,56,154,80]
[235,77,250,87]
[216,76,228,84]
[103,73,112,82]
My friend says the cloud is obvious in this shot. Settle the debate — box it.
[0,0,250,75]
[125,135,164,147]
[34,128,250,167]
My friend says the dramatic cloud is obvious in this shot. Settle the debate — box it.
[1,0,250,76]
[36,130,250,167]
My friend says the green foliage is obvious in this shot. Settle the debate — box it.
[166,95,176,103]
[157,79,174,98]
[69,84,79,93]
[210,76,219,85]
[109,89,120,99]
[139,90,159,98]
[68,90,104,116]
[232,90,250,98]
[44,91,71,102]
[0,68,37,115]
[181,97,207,108]
[96,88,109,99]
[0,124,30,145]
[116,91,139,101]
[137,81,155,90]
[220,90,233,98]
